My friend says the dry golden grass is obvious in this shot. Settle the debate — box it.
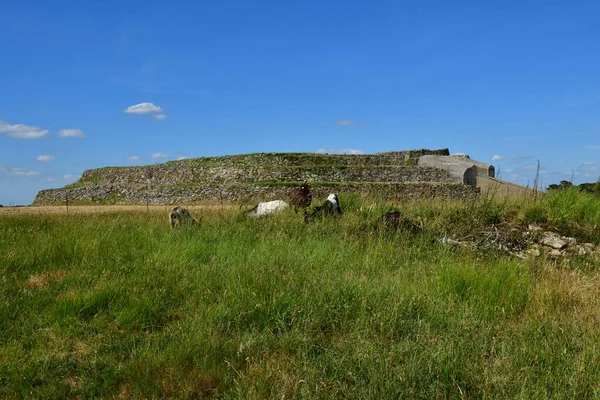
[530,267,600,325]
[0,204,240,215]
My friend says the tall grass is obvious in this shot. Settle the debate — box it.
[543,188,600,238]
[1,191,600,398]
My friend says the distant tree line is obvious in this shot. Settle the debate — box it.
[547,179,600,195]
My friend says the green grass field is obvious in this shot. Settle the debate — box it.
[1,189,600,399]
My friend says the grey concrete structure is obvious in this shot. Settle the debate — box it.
[449,155,495,178]
[417,155,479,186]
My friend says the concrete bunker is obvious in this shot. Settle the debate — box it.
[418,155,478,186]
[449,154,495,178]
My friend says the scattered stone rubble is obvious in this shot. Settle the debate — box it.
[526,227,598,259]
[442,223,599,261]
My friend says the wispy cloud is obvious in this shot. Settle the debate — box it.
[36,155,55,162]
[152,114,167,120]
[506,155,535,163]
[586,145,600,150]
[335,120,356,126]
[0,120,48,139]
[41,148,69,153]
[577,162,600,173]
[177,156,188,160]
[492,155,503,161]
[126,155,140,161]
[58,129,85,138]
[0,166,40,176]
[124,102,163,114]
[315,148,365,155]
[151,152,169,159]
[64,174,80,181]
[568,162,600,180]
[14,169,39,176]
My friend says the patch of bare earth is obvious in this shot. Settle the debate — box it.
[26,270,66,290]
[65,376,82,390]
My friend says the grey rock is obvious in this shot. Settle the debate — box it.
[549,249,564,257]
[528,224,543,232]
[577,246,590,256]
[528,248,541,257]
[539,232,568,250]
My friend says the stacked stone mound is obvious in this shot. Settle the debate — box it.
[33,148,481,205]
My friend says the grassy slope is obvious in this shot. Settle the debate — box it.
[1,189,600,399]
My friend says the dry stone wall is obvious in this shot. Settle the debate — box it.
[79,165,453,185]
[34,182,479,205]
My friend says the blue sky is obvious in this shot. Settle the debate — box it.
[1,0,599,205]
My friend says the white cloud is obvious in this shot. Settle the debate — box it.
[152,152,169,159]
[58,129,85,138]
[152,114,167,120]
[335,120,356,126]
[177,156,188,160]
[585,145,600,149]
[505,169,513,173]
[343,149,365,155]
[315,148,364,155]
[36,155,55,162]
[492,155,503,161]
[523,165,538,170]
[127,155,140,161]
[124,102,163,114]
[64,174,80,180]
[0,120,48,139]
